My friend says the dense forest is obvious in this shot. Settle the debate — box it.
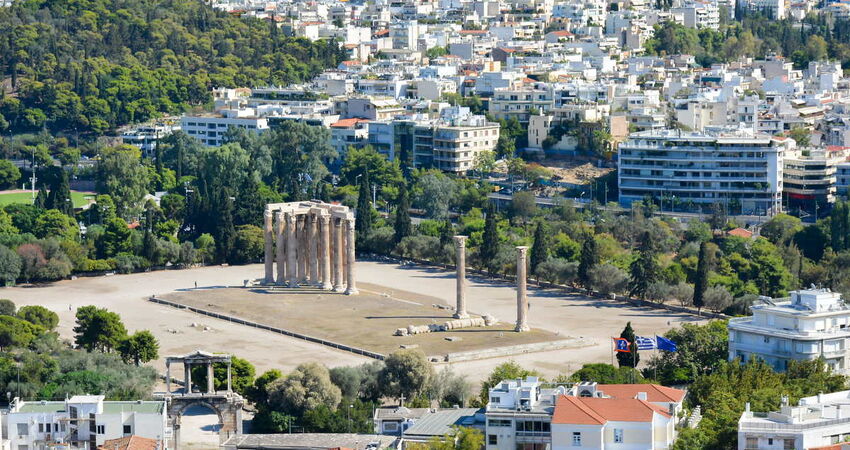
[0,0,346,135]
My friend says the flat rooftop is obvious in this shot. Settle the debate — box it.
[222,433,398,449]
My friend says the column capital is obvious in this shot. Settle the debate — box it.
[453,235,468,247]
[319,213,331,224]
[516,246,529,255]
[285,212,296,224]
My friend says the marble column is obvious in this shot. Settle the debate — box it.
[453,235,469,319]
[185,363,192,394]
[515,246,530,332]
[264,210,274,284]
[226,362,232,392]
[309,213,319,285]
[345,217,358,295]
[275,211,286,285]
[298,215,308,283]
[166,361,171,394]
[333,218,345,292]
[319,213,332,290]
[206,363,215,393]
[286,212,298,287]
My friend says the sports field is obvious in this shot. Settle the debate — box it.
[0,190,95,207]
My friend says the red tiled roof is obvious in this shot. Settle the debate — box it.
[597,384,686,403]
[550,30,574,36]
[553,395,671,425]
[827,145,850,152]
[331,118,370,128]
[98,436,160,450]
[340,60,362,66]
[727,227,753,238]
[374,29,390,36]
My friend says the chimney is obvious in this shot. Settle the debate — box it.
[745,402,750,413]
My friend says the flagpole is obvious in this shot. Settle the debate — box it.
[611,338,614,366]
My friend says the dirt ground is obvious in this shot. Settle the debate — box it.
[2,261,705,384]
[161,284,563,357]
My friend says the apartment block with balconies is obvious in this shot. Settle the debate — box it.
[618,129,786,215]
[728,289,850,375]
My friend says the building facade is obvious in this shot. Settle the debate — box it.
[7,396,169,450]
[618,130,786,215]
[738,391,850,450]
[728,289,850,374]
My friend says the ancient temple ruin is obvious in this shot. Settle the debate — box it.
[263,201,357,295]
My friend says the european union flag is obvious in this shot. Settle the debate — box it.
[656,335,678,352]
[613,337,630,352]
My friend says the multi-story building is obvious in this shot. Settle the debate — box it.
[181,109,269,147]
[7,395,169,450]
[671,0,719,30]
[836,161,850,197]
[121,123,178,158]
[738,390,850,450]
[484,378,684,450]
[618,129,786,215]
[728,288,850,374]
[782,147,845,214]
[489,84,555,124]
[428,111,500,173]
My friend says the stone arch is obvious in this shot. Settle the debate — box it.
[167,395,244,449]
[172,400,225,426]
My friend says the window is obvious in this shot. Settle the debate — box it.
[123,425,132,434]
[488,419,511,427]
[17,424,28,436]
[572,432,581,446]
[383,422,398,432]
[614,428,623,443]
[97,425,105,435]
[490,396,499,404]
[784,439,794,450]
[768,438,773,445]
[488,434,498,445]
[38,424,44,433]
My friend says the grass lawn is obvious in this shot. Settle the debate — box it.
[0,191,95,208]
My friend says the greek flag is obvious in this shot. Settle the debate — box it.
[635,336,657,351]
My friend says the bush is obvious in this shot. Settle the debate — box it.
[535,258,578,285]
[18,305,59,330]
[112,254,150,274]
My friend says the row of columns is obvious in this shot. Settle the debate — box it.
[452,236,529,332]
[165,360,232,394]
[263,209,357,295]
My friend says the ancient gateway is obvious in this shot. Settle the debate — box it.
[262,201,358,295]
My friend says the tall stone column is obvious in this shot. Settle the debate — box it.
[166,361,171,394]
[226,362,232,392]
[286,212,298,287]
[298,215,308,283]
[264,210,274,284]
[515,246,530,332]
[185,363,192,394]
[319,213,332,290]
[206,363,215,393]
[333,218,345,292]
[453,236,469,319]
[345,217,358,295]
[309,213,319,285]
[275,211,286,285]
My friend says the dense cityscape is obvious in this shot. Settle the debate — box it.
[2,0,850,447]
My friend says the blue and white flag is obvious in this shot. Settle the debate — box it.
[636,336,657,351]
[656,335,678,352]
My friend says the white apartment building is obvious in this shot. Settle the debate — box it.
[7,396,169,450]
[671,0,719,29]
[738,391,850,450]
[489,85,555,124]
[837,162,850,196]
[738,0,786,19]
[728,288,850,374]
[181,109,269,147]
[485,377,558,450]
[783,147,844,213]
[618,129,786,215]
[121,123,178,158]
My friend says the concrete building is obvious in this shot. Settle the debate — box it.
[121,123,177,158]
[738,390,850,450]
[489,85,555,124]
[181,110,269,147]
[782,147,844,214]
[618,129,786,215]
[7,396,169,450]
[837,162,850,197]
[484,377,558,450]
[728,288,850,374]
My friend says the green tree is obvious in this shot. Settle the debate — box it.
[578,233,599,288]
[789,127,811,147]
[34,209,78,240]
[693,241,716,313]
[231,224,264,264]
[0,299,16,316]
[0,245,22,285]
[481,203,499,273]
[118,330,159,366]
[378,349,434,401]
[99,217,133,258]
[529,222,550,276]
[95,145,150,218]
[644,321,728,385]
[0,315,43,349]
[761,213,802,246]
[267,362,341,416]
[394,182,412,245]
[831,201,848,251]
[191,356,256,396]
[73,306,127,352]
[0,160,21,189]
[213,192,236,264]
[356,169,373,248]
[629,231,660,299]
[570,363,646,384]
[616,322,639,368]
[415,172,457,219]
[408,427,484,450]
[17,305,58,330]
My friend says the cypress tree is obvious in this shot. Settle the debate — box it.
[440,217,454,248]
[394,182,412,244]
[831,201,845,251]
[213,191,235,264]
[629,231,659,299]
[35,185,47,209]
[530,222,549,277]
[355,170,373,249]
[578,233,599,288]
[616,321,639,368]
[842,200,850,252]
[55,171,74,217]
[693,241,715,314]
[142,228,156,263]
[481,203,499,273]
